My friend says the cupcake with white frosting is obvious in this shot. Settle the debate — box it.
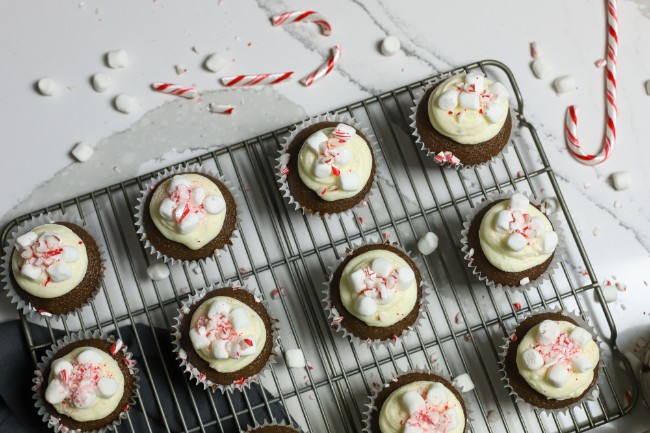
[363,371,467,433]
[462,192,560,289]
[411,71,512,167]
[136,164,238,264]
[277,114,377,217]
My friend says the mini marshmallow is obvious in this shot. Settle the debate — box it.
[339,172,360,191]
[45,379,69,405]
[417,232,439,255]
[114,94,137,114]
[333,147,352,166]
[600,282,618,303]
[376,284,393,304]
[506,232,528,252]
[521,348,544,370]
[332,123,356,142]
[380,36,401,56]
[443,409,458,430]
[529,216,547,233]
[396,266,415,290]
[51,359,73,377]
[71,142,94,162]
[537,320,561,344]
[37,78,58,96]
[61,246,79,263]
[531,58,553,79]
[189,328,210,350]
[91,73,111,92]
[229,308,251,331]
[547,364,570,388]
[437,89,460,110]
[540,231,558,254]
[371,258,393,278]
[204,195,226,214]
[484,104,504,124]
[20,263,42,280]
[204,53,229,73]
[237,338,256,356]
[178,212,200,234]
[208,300,231,318]
[97,377,118,398]
[569,327,592,347]
[305,131,328,153]
[175,64,187,75]
[191,187,206,205]
[355,295,377,316]
[168,175,192,192]
[77,348,104,364]
[425,382,449,406]
[159,198,175,220]
[313,162,332,178]
[402,390,426,414]
[465,72,485,93]
[16,231,38,249]
[486,410,500,423]
[284,348,306,368]
[452,373,475,393]
[212,340,230,359]
[489,82,509,101]
[494,210,512,233]
[349,269,366,292]
[610,171,631,191]
[459,92,480,111]
[106,50,128,68]
[553,75,576,94]
[146,262,170,281]
[571,353,593,372]
[47,262,72,282]
[509,193,529,211]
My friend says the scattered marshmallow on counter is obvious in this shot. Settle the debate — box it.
[452,373,475,393]
[380,36,401,56]
[114,94,137,114]
[106,49,129,68]
[284,348,306,368]
[91,73,111,92]
[71,142,94,162]
[37,78,58,96]
[600,282,618,303]
[175,64,188,75]
[417,232,439,255]
[204,53,228,73]
[531,58,553,79]
[553,75,576,94]
[486,410,500,423]
[610,171,631,190]
[147,262,170,281]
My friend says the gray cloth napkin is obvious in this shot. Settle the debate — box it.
[0,320,290,433]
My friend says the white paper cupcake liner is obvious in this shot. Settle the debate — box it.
[171,281,280,393]
[460,191,565,292]
[1,211,106,321]
[362,366,472,433]
[498,306,604,416]
[409,70,515,170]
[32,330,140,433]
[275,113,383,219]
[242,421,300,432]
[134,162,241,267]
[322,238,429,350]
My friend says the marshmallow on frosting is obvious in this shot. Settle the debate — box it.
[15,230,80,283]
[436,72,508,124]
[306,123,359,190]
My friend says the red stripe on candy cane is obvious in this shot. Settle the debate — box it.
[301,45,341,87]
[271,10,332,36]
[152,83,198,99]
[220,72,294,87]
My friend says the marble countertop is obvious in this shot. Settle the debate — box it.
[1,0,649,431]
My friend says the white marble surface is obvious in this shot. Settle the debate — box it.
[1,0,649,431]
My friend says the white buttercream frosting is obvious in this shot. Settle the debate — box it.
[189,296,267,373]
[296,124,373,202]
[479,194,558,273]
[427,72,510,145]
[11,224,88,299]
[516,320,599,400]
[378,380,465,433]
[339,249,417,327]
[149,173,227,250]
[45,346,125,422]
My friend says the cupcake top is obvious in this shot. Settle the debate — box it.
[149,173,227,250]
[297,123,373,202]
[516,319,599,400]
[479,193,558,273]
[428,72,509,145]
[11,224,88,299]
[188,296,267,373]
[339,248,417,327]
[378,380,465,433]
[44,346,124,422]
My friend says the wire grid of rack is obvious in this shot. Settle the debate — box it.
[1,60,639,433]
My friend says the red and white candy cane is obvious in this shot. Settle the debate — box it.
[152,83,198,99]
[564,0,618,165]
[221,72,293,87]
[302,45,341,87]
[271,10,332,36]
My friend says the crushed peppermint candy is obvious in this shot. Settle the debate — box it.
[15,230,80,285]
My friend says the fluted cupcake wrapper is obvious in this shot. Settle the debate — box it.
[32,330,140,433]
[498,306,604,417]
[460,190,565,293]
[275,112,383,219]
[242,420,301,433]
[322,237,429,350]
[134,162,241,267]
[171,281,280,393]
[1,211,106,321]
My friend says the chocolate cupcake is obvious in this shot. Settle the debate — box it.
[173,284,279,391]
[33,332,138,433]
[501,310,600,411]
[461,192,560,289]
[277,114,378,217]
[136,164,238,264]
[411,71,512,168]
[363,371,467,433]
[1,213,103,318]
[325,240,424,346]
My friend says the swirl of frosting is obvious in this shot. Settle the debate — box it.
[516,320,599,400]
[11,224,87,298]
[378,380,465,433]
[189,296,267,373]
[297,123,373,202]
[428,72,510,145]
[479,193,558,273]
[149,173,227,250]
[45,346,125,422]
[339,249,417,327]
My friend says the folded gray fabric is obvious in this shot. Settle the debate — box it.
[0,320,290,433]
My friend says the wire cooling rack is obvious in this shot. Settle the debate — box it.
[1,60,639,433]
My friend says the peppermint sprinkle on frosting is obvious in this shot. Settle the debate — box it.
[15,230,79,284]
[401,383,459,433]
